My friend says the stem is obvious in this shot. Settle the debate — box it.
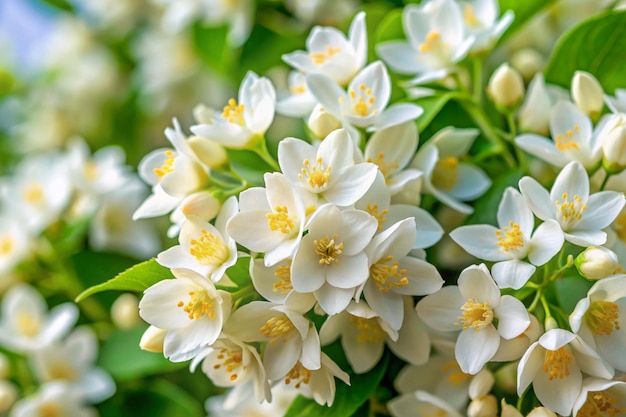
[506,112,527,174]
[540,295,553,319]
[527,288,542,313]
[600,171,613,191]
[472,58,483,107]
[252,136,280,171]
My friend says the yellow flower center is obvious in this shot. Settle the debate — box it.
[266,205,296,235]
[463,5,482,28]
[348,316,387,343]
[259,315,295,344]
[578,390,626,417]
[555,125,581,151]
[314,234,344,265]
[365,203,388,231]
[496,221,525,253]
[585,301,621,336]
[177,290,216,320]
[222,98,246,125]
[542,346,572,380]
[289,82,307,95]
[432,156,459,191]
[457,299,493,331]
[341,83,377,117]
[273,260,293,295]
[22,182,45,204]
[83,161,100,180]
[213,347,245,382]
[0,236,14,256]
[285,363,312,389]
[153,150,175,179]
[367,152,399,184]
[555,192,587,230]
[17,312,41,337]
[41,403,62,417]
[370,255,409,293]
[188,229,229,266]
[48,362,79,381]
[442,361,471,387]
[298,157,331,189]
[309,45,342,65]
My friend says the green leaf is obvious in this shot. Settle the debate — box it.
[554,275,593,314]
[415,92,457,133]
[225,256,252,287]
[227,149,273,187]
[192,23,237,80]
[544,10,626,92]
[75,258,173,303]
[374,8,404,45]
[98,327,186,381]
[498,0,557,42]
[284,351,389,417]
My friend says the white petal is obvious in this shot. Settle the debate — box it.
[306,74,344,117]
[514,134,569,168]
[373,103,424,131]
[450,225,508,262]
[528,220,563,265]
[416,287,464,331]
[494,295,531,339]
[577,191,625,230]
[519,176,554,222]
[455,325,499,374]
[491,260,536,290]
[458,264,500,306]
[315,283,355,315]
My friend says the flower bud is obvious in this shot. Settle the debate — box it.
[544,317,559,331]
[0,380,18,413]
[572,71,604,120]
[510,48,545,82]
[0,353,10,379]
[179,191,221,221]
[188,136,228,169]
[487,63,525,110]
[501,399,523,417]
[575,246,619,280]
[467,394,498,417]
[469,369,495,400]
[140,325,167,353]
[111,293,142,329]
[307,104,340,139]
[600,113,626,174]
[527,407,557,417]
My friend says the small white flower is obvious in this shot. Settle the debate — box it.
[276,71,318,118]
[282,11,367,86]
[9,382,96,417]
[377,0,475,86]
[517,328,614,416]
[138,268,232,359]
[450,187,564,289]
[0,216,30,275]
[519,161,625,246]
[416,264,530,374]
[572,378,626,417]
[459,0,514,53]
[191,71,276,149]
[516,73,569,135]
[250,258,317,309]
[570,274,626,373]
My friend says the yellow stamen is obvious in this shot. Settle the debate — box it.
[578,390,626,417]
[259,315,295,344]
[347,85,377,117]
[0,236,14,256]
[456,299,493,332]
[188,229,229,266]
[212,347,244,382]
[41,403,62,417]
[285,363,312,389]
[222,98,245,125]
[266,205,295,234]
[584,301,621,336]
[431,156,459,191]
[22,182,45,204]
[309,45,342,65]
[349,316,387,343]
[365,203,388,231]
[47,363,79,381]
[496,221,525,253]
[367,152,399,184]
[369,255,409,293]
[177,290,216,320]
[314,234,343,265]
[463,5,481,28]
[542,346,572,380]
[17,313,41,337]
[298,157,331,189]
[273,260,293,294]
[555,192,586,230]
[555,125,581,151]
[153,150,175,179]
[419,31,442,53]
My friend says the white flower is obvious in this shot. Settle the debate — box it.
[30,326,115,404]
[167,190,222,238]
[376,0,475,86]
[459,0,514,53]
[224,300,320,381]
[570,274,626,373]
[517,328,614,416]
[360,218,443,330]
[227,173,310,266]
[416,264,530,374]
[410,127,491,214]
[515,100,603,170]
[278,129,378,207]
[516,73,569,135]
[282,11,367,86]
[0,284,78,353]
[572,378,626,417]
[275,71,318,118]
[491,313,543,362]
[599,112,626,173]
[306,61,424,135]
[138,268,232,359]
[450,187,564,289]
[157,197,238,282]
[0,215,30,275]
[388,390,464,417]
[519,161,625,246]
[290,203,378,315]
[605,88,626,114]
[191,71,276,149]
[9,382,96,417]
[250,258,317,309]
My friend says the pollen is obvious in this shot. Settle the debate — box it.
[177,290,216,320]
[83,161,99,180]
[259,315,295,344]
[584,301,620,336]
[273,260,293,294]
[441,361,471,387]
[496,221,525,253]
[555,125,581,151]
[370,255,409,293]
[456,299,493,332]
[285,363,312,389]
[349,315,387,343]
[266,205,295,234]
[578,390,626,417]
[555,192,586,230]
[22,182,45,204]
[314,234,344,265]
[188,229,229,266]
[367,152,399,184]
[309,45,342,65]
[153,150,176,179]
[542,346,572,380]
[48,362,79,381]
[298,157,331,190]
[0,236,14,256]
[419,31,442,53]
[431,156,459,191]
[213,347,244,381]
[222,98,246,125]
[365,203,388,231]
[347,84,377,117]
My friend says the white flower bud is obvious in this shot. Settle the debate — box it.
[188,136,228,168]
[469,369,495,400]
[575,246,619,280]
[527,407,557,417]
[0,353,10,379]
[487,63,525,109]
[111,293,142,329]
[139,325,167,353]
[510,48,545,82]
[544,317,559,331]
[307,104,340,139]
[500,399,523,417]
[0,380,18,413]
[178,191,221,222]
[600,113,626,174]
[467,394,498,417]
[572,71,604,119]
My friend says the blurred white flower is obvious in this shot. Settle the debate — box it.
[460,0,514,53]
[9,382,96,417]
[572,378,626,417]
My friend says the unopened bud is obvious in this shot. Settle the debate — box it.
[527,407,557,417]
[188,136,228,169]
[139,325,167,353]
[111,293,142,329]
[600,113,626,174]
[572,71,604,120]
[510,48,545,82]
[307,104,340,139]
[469,369,495,400]
[179,191,221,221]
[467,394,498,417]
[0,353,10,379]
[544,317,559,331]
[575,246,619,280]
[501,399,523,417]
[487,63,525,110]
[0,380,18,413]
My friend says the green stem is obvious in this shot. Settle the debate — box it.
[540,295,553,319]
[252,137,280,171]
[600,171,613,191]
[506,112,527,174]
[472,58,483,107]
[527,288,543,313]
